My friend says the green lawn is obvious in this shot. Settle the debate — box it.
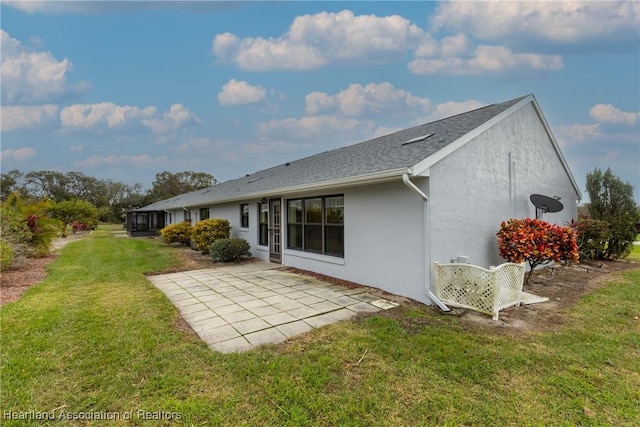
[629,235,640,262]
[1,227,639,426]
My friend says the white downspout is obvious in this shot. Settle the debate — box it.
[402,171,450,312]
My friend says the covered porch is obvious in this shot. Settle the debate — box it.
[125,210,166,237]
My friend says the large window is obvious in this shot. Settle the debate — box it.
[287,195,344,257]
[258,202,268,246]
[200,208,210,220]
[240,204,249,228]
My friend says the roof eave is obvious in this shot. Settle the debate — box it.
[141,168,408,211]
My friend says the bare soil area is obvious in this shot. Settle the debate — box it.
[381,260,639,334]
[488,260,638,331]
[0,255,57,306]
[2,242,638,336]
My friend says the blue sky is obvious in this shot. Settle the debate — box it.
[1,1,639,202]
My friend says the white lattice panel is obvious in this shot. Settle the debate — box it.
[434,262,525,320]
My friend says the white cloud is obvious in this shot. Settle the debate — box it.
[1,104,59,131]
[589,104,639,126]
[60,102,157,130]
[75,154,168,168]
[430,1,640,50]
[212,10,425,71]
[1,30,89,104]
[372,126,404,138]
[59,102,199,135]
[142,104,201,134]
[409,44,563,75]
[1,147,36,161]
[555,103,640,149]
[218,79,266,106]
[69,144,84,153]
[555,123,603,144]
[258,115,372,140]
[429,100,486,121]
[305,82,431,117]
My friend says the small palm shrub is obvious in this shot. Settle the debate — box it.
[210,238,251,263]
[160,222,192,246]
[191,218,231,254]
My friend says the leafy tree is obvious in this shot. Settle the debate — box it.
[24,170,71,200]
[15,170,147,223]
[0,170,26,201]
[148,171,216,202]
[48,199,99,237]
[585,168,638,259]
[497,218,579,285]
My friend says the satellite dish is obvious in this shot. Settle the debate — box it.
[530,194,563,219]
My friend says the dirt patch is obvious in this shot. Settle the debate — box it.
[478,260,638,332]
[0,255,57,306]
[163,244,216,272]
[382,260,639,335]
[284,260,639,334]
[149,244,262,275]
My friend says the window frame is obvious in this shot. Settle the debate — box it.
[258,201,269,246]
[240,203,250,228]
[286,195,344,257]
[199,207,210,220]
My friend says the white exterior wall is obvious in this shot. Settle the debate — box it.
[428,103,579,270]
[164,183,429,302]
[281,180,429,303]
[208,199,270,261]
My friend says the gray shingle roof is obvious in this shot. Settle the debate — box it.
[137,95,527,211]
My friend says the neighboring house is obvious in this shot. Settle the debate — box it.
[128,94,581,304]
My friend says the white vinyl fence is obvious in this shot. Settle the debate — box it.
[434,262,526,320]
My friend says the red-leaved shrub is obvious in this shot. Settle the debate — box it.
[497,218,579,285]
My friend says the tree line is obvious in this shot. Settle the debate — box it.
[1,170,216,223]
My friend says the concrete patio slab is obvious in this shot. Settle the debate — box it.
[147,261,399,353]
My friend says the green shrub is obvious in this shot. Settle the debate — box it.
[1,239,14,271]
[210,238,251,263]
[586,167,639,259]
[191,218,231,254]
[160,221,192,245]
[1,193,58,259]
[569,217,611,260]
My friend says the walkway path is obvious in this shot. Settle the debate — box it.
[148,262,398,353]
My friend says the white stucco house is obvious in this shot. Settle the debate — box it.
[129,94,581,305]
